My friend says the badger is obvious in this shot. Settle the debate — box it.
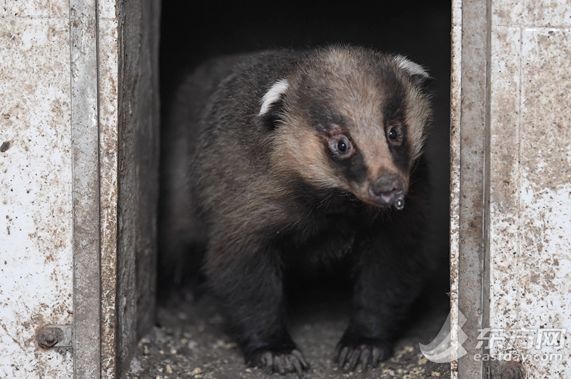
[159,46,434,375]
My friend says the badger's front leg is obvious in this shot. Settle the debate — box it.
[205,237,309,375]
[336,227,424,371]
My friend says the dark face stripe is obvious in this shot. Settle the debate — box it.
[383,93,405,121]
[382,82,411,173]
[331,149,368,185]
[307,103,369,185]
[308,102,346,133]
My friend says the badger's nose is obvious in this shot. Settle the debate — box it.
[369,173,405,206]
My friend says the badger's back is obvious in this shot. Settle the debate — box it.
[158,55,242,289]
[158,51,302,290]
[194,50,302,175]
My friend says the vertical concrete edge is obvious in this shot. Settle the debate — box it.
[451,0,492,377]
[449,0,462,378]
[482,0,493,376]
[70,0,102,377]
[115,0,161,374]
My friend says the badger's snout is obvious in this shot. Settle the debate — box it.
[368,173,406,209]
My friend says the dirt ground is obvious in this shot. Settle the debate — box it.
[127,287,450,379]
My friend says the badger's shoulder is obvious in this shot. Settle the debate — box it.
[201,50,303,127]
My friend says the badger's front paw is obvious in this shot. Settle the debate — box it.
[248,348,309,376]
[335,334,393,371]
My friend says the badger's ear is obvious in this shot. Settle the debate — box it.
[394,55,433,92]
[257,79,288,129]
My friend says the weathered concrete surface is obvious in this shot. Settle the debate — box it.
[0,7,73,378]
[98,1,162,377]
[488,1,571,373]
[449,0,489,377]
[98,3,121,378]
[1,1,159,376]
[116,0,161,376]
[70,0,102,377]
[98,1,161,376]
[451,0,571,377]
[448,1,462,377]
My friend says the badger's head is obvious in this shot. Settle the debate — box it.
[261,47,432,210]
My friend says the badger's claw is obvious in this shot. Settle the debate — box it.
[249,348,309,377]
[335,340,392,371]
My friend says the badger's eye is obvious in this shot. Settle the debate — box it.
[388,128,398,140]
[386,123,403,145]
[337,139,348,153]
[328,134,353,158]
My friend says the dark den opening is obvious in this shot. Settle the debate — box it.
[137,1,452,377]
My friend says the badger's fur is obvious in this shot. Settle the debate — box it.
[159,46,433,375]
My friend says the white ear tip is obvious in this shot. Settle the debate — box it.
[259,79,289,116]
[394,55,429,78]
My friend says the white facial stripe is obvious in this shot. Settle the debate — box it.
[259,79,289,116]
[394,55,429,79]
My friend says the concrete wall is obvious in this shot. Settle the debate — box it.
[0,1,159,377]
[116,0,161,376]
[0,2,74,377]
[451,0,571,377]
[488,0,571,377]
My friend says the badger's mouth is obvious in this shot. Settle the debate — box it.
[352,188,407,210]
[368,187,406,209]
[368,192,406,210]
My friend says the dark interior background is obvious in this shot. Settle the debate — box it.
[159,0,451,298]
